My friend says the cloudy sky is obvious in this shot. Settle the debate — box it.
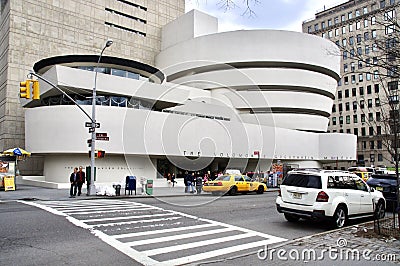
[185,0,349,32]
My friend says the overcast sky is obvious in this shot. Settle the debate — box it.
[185,0,349,32]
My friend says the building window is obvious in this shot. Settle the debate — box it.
[359,87,364,95]
[332,104,336,113]
[372,29,377,38]
[322,21,326,29]
[376,112,381,121]
[361,127,366,136]
[369,126,374,135]
[366,73,371,80]
[380,0,386,8]
[351,62,355,71]
[353,101,358,110]
[338,90,342,99]
[375,98,380,106]
[375,84,379,93]
[349,24,353,32]
[386,24,395,35]
[343,51,348,60]
[366,58,370,66]
[365,45,370,55]
[356,9,361,17]
[368,99,373,108]
[377,126,382,135]
[378,154,383,162]
[342,39,347,46]
[349,36,354,45]
[374,70,379,79]
[353,114,358,123]
[339,116,344,125]
[344,64,348,72]
[341,14,346,22]
[339,103,343,112]
[345,89,350,98]
[335,28,339,36]
[359,73,363,81]
[346,102,350,111]
[370,141,375,149]
[368,113,374,121]
[377,140,382,149]
[351,75,356,84]
[390,0,395,5]
[352,88,357,97]
[362,141,367,149]
[364,18,368,28]
[361,113,366,122]
[332,117,337,125]
[354,128,359,135]
[347,129,351,134]
[308,26,312,33]
[335,17,339,24]
[367,85,372,94]
[344,76,349,84]
[328,31,333,38]
[356,21,361,30]
[360,100,365,109]
[342,26,346,34]
[348,12,353,19]
[372,43,378,51]
[357,34,362,43]
[363,7,368,14]
[328,19,332,26]
[346,115,351,124]
[371,16,376,25]
[364,32,369,41]
[389,81,398,90]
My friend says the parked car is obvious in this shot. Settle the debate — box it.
[203,174,267,195]
[367,174,397,204]
[276,169,386,228]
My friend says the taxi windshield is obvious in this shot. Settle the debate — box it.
[215,175,231,181]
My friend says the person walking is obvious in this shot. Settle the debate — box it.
[184,171,189,193]
[195,174,203,194]
[188,173,195,193]
[76,166,85,196]
[69,167,78,197]
[171,173,176,187]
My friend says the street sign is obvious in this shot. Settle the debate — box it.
[89,127,95,133]
[96,132,108,137]
[85,122,100,128]
[96,136,109,141]
[87,139,92,144]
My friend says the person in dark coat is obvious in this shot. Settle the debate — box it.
[69,167,78,197]
[184,171,189,193]
[195,174,203,194]
[76,166,85,196]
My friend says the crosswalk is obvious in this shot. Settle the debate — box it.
[20,199,287,265]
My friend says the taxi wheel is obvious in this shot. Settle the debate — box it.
[229,186,238,196]
[256,186,264,194]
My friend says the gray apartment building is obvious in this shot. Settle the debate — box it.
[303,0,399,169]
[0,0,184,173]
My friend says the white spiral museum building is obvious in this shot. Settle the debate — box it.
[22,10,356,187]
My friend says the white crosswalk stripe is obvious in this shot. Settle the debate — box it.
[20,199,287,265]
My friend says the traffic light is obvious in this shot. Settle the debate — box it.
[97,150,105,158]
[32,80,40,100]
[19,80,31,99]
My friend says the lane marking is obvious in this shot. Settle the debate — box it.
[62,206,155,215]
[143,232,257,256]
[81,212,175,223]
[93,216,183,228]
[124,228,234,246]
[112,223,215,239]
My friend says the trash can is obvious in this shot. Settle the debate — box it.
[125,176,136,195]
[114,184,121,196]
[146,179,153,195]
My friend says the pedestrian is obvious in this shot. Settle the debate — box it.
[196,174,203,194]
[69,167,78,197]
[184,171,189,193]
[171,173,176,187]
[188,173,195,193]
[167,173,172,187]
[77,166,85,196]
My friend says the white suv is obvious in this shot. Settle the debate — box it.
[276,169,386,228]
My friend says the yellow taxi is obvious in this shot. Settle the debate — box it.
[203,174,267,195]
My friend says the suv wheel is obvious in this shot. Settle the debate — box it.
[375,201,385,219]
[284,213,300,222]
[333,206,347,228]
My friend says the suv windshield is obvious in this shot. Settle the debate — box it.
[282,174,322,189]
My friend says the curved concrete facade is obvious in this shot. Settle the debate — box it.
[156,28,340,132]
[23,10,356,185]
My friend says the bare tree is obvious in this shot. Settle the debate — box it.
[330,3,400,210]
[190,0,260,16]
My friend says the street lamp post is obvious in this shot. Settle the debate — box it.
[88,39,113,196]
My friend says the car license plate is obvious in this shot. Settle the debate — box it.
[376,186,383,191]
[292,192,302,199]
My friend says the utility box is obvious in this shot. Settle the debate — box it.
[86,166,96,182]
[146,179,153,195]
[125,176,136,195]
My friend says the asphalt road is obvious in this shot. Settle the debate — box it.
[0,193,356,265]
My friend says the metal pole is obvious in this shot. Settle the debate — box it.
[88,39,113,196]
